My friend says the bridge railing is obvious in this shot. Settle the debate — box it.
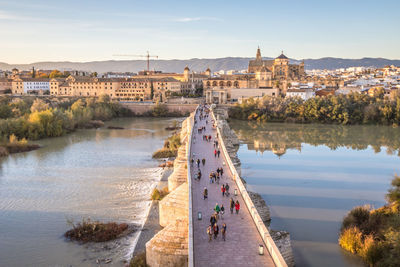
[210,108,288,267]
[186,105,199,267]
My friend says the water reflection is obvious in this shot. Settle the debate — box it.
[230,120,400,157]
[229,120,400,267]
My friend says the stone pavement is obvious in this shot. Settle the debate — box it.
[190,108,275,267]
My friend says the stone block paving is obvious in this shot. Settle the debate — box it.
[191,110,275,267]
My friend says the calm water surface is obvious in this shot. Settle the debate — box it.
[0,117,178,267]
[230,120,400,267]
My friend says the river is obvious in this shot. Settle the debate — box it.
[229,120,400,267]
[0,117,179,267]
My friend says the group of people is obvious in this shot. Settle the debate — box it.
[194,104,243,244]
[203,134,212,142]
[208,212,227,241]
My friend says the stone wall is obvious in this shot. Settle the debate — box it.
[146,112,195,267]
[121,103,197,115]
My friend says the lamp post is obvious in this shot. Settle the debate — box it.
[259,244,264,255]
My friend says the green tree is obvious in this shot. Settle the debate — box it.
[387,175,400,204]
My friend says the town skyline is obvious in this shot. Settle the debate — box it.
[0,0,399,63]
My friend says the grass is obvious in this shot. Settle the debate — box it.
[151,187,169,201]
[129,251,148,267]
[64,218,129,243]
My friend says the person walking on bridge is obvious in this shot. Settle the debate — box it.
[203,187,208,200]
[230,198,234,214]
[222,223,227,241]
[235,200,240,214]
[196,159,200,168]
[202,158,206,166]
[217,150,221,158]
[210,214,217,227]
[213,223,219,239]
[214,203,221,218]
[214,149,217,158]
[207,225,213,242]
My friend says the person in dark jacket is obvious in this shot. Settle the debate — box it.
[203,187,208,200]
[230,198,235,214]
[222,223,227,241]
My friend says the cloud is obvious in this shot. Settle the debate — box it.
[174,17,222,23]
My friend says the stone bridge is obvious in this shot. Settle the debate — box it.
[145,106,289,267]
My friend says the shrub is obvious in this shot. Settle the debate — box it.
[151,187,169,201]
[339,227,363,254]
[64,218,129,243]
[341,205,370,232]
[130,252,148,267]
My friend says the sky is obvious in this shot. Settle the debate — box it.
[0,0,399,63]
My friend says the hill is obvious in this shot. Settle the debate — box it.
[1,57,399,73]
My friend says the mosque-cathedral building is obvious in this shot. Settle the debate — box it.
[203,48,306,104]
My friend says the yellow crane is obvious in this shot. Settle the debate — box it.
[113,51,159,72]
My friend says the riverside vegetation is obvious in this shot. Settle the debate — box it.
[0,95,131,155]
[229,92,400,125]
[152,133,181,158]
[64,218,129,243]
[339,176,400,266]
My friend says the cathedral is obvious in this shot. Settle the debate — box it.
[248,47,305,80]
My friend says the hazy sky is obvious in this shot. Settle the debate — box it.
[0,0,399,63]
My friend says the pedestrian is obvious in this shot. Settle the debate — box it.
[230,198,234,214]
[221,184,226,197]
[235,200,240,214]
[220,204,225,219]
[197,170,202,180]
[210,214,216,227]
[216,140,218,147]
[225,183,230,196]
[209,135,212,141]
[196,159,200,168]
[202,158,206,166]
[222,223,227,241]
[214,203,220,218]
[191,158,194,166]
[203,187,208,200]
[207,225,213,241]
[213,223,219,239]
[217,150,221,158]
[220,167,224,177]
[214,149,217,158]
[216,173,220,184]
[209,173,213,184]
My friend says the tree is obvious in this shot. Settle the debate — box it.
[30,99,49,113]
[49,70,64,79]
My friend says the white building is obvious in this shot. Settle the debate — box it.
[286,89,315,100]
[23,79,50,93]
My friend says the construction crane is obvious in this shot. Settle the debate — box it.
[113,51,158,72]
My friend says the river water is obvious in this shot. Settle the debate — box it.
[229,120,400,267]
[0,117,178,267]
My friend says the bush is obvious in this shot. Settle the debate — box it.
[341,205,370,232]
[64,218,129,243]
[151,187,169,201]
[130,252,148,267]
[339,227,363,254]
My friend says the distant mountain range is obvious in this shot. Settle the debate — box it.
[1,57,399,73]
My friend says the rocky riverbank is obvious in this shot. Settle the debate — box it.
[214,106,295,267]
